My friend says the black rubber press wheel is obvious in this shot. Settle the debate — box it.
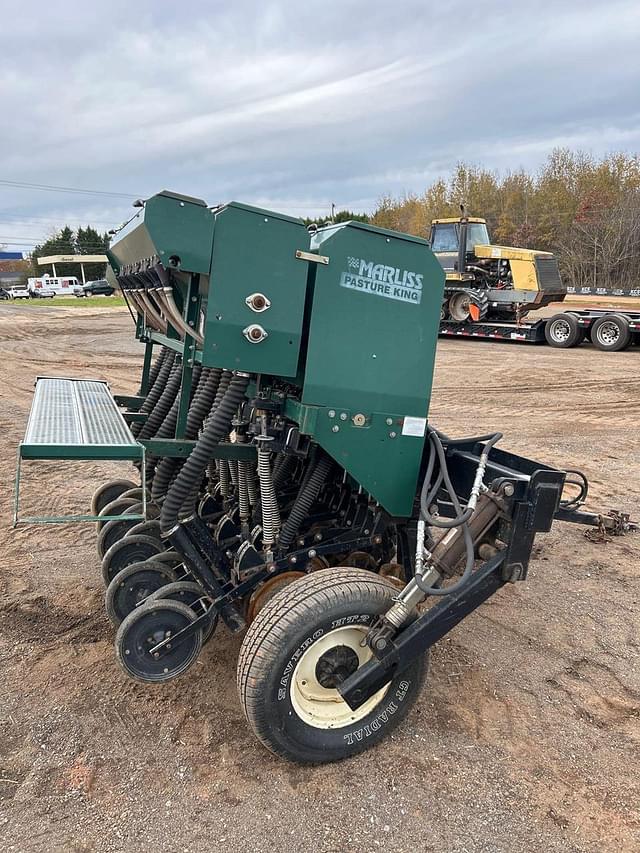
[105,559,178,626]
[145,581,217,643]
[101,534,164,585]
[126,519,163,544]
[115,600,203,683]
[237,568,426,764]
[91,479,137,516]
[97,497,139,531]
[97,509,143,559]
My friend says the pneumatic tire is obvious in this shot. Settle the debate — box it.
[237,568,427,764]
[591,313,631,351]
[544,312,584,348]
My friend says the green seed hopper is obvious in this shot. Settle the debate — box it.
[107,191,445,516]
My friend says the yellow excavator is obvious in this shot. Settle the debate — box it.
[429,207,565,322]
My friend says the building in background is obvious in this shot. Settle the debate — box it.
[0,251,29,290]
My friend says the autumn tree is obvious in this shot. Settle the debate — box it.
[370,149,640,293]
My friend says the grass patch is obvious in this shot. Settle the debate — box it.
[21,296,126,308]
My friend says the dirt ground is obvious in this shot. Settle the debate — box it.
[0,303,638,853]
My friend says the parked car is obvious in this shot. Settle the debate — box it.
[32,288,55,298]
[8,287,30,299]
[75,279,115,297]
[0,288,10,300]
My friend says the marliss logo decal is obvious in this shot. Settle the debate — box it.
[340,257,423,305]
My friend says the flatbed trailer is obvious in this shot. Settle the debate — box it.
[440,307,640,351]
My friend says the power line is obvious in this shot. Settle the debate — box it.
[0,236,104,246]
[0,179,140,199]
[0,215,116,226]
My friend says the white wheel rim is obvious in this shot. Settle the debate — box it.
[596,322,619,346]
[550,319,570,342]
[290,625,390,729]
[449,293,470,322]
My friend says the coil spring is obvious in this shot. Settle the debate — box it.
[246,463,259,506]
[238,460,251,521]
[218,459,231,499]
[257,447,281,547]
[228,459,239,487]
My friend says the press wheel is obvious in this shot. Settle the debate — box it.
[115,600,202,683]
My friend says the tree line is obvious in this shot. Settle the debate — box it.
[310,150,640,294]
[370,150,640,294]
[30,226,109,281]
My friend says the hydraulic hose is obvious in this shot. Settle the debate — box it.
[131,349,175,437]
[420,428,503,528]
[273,453,298,491]
[278,451,333,551]
[416,426,502,596]
[560,468,589,509]
[160,372,249,535]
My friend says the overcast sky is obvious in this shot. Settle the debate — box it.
[1,0,639,251]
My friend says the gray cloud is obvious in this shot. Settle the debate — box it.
[1,0,639,249]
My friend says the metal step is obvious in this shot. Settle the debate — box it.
[21,377,141,460]
[15,377,145,525]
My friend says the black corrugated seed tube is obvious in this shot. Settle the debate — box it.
[175,370,232,519]
[278,451,333,551]
[137,359,183,441]
[131,349,175,437]
[151,367,222,502]
[144,364,203,483]
[160,372,249,535]
[146,346,167,390]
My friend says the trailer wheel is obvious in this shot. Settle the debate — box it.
[91,479,137,516]
[544,313,584,348]
[101,534,164,585]
[591,314,631,352]
[237,568,426,764]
